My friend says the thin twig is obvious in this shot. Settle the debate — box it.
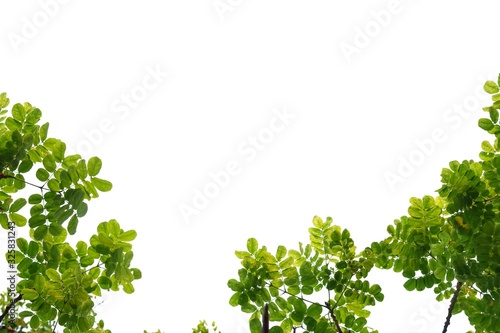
[267,283,320,306]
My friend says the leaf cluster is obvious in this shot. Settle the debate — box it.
[0,93,141,332]
[229,216,382,333]
[227,75,500,333]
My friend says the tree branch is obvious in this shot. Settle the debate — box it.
[442,281,462,333]
[0,293,23,323]
[261,303,269,333]
[325,301,343,333]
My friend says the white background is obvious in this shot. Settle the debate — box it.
[1,1,499,332]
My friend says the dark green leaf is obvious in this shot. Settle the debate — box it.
[34,225,48,240]
[68,215,78,235]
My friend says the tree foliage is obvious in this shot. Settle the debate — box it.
[227,75,500,333]
[0,93,141,332]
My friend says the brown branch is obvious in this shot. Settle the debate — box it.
[325,301,343,333]
[0,293,23,323]
[442,281,462,333]
[0,324,16,332]
[261,303,269,333]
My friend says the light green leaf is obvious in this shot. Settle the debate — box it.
[12,103,25,122]
[276,245,287,261]
[77,159,88,179]
[10,213,27,226]
[88,156,102,176]
[118,230,137,241]
[21,288,39,300]
[484,80,499,94]
[26,108,42,125]
[16,238,28,254]
[247,238,258,254]
[40,123,49,141]
[9,198,27,213]
[312,215,323,228]
[434,267,446,281]
[47,179,60,191]
[91,177,112,192]
[45,268,60,281]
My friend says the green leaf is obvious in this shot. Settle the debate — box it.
[36,168,49,182]
[481,140,495,153]
[17,238,28,253]
[229,292,240,306]
[30,315,40,329]
[9,198,27,212]
[131,268,142,279]
[484,80,499,94]
[43,154,57,172]
[18,160,33,173]
[434,267,446,281]
[249,318,261,333]
[88,156,102,176]
[68,215,78,235]
[403,278,416,291]
[40,122,49,141]
[227,279,243,292]
[490,107,499,123]
[10,213,27,226]
[77,159,88,179]
[5,117,21,131]
[430,244,444,256]
[118,230,137,241]
[34,225,48,240]
[0,92,10,108]
[21,288,39,300]
[98,276,112,289]
[247,238,258,254]
[12,103,25,121]
[276,245,287,261]
[27,241,39,258]
[26,108,42,125]
[45,268,60,281]
[91,177,112,192]
[479,118,494,131]
[312,215,323,228]
[306,303,323,319]
[49,222,64,236]
[47,179,60,191]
